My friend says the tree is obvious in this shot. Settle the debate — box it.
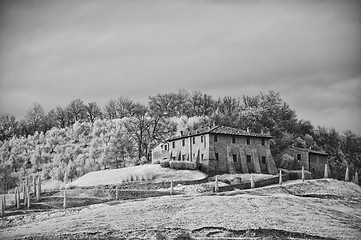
[25,103,45,134]
[66,99,86,124]
[342,130,361,176]
[54,106,69,128]
[85,102,102,123]
[124,104,152,160]
[116,97,136,118]
[0,114,19,141]
[103,100,118,120]
[42,110,57,132]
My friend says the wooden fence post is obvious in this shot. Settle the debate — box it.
[2,195,6,210]
[14,187,18,209]
[345,167,350,182]
[279,170,282,185]
[302,166,305,182]
[36,175,41,202]
[17,187,20,209]
[27,186,30,209]
[1,196,4,218]
[355,172,359,185]
[170,180,174,195]
[63,188,67,209]
[324,164,329,178]
[250,173,255,189]
[63,172,67,209]
[115,185,119,200]
[33,175,37,195]
[22,181,26,204]
[215,175,219,192]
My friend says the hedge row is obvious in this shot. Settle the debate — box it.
[160,160,197,170]
[170,161,197,170]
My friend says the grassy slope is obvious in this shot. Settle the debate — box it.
[1,179,361,240]
[68,164,207,187]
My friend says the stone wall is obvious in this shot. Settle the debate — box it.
[152,132,277,176]
[207,134,276,175]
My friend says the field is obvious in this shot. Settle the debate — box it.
[1,178,361,240]
[68,164,207,187]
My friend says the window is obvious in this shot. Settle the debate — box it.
[261,139,265,146]
[262,156,266,164]
[192,137,195,144]
[247,155,252,163]
[297,154,301,161]
[201,154,204,161]
[172,142,175,148]
[215,153,219,161]
[247,138,250,145]
[182,154,186,161]
[233,154,237,162]
[214,135,218,142]
[232,136,236,143]
[164,145,167,151]
[182,139,185,146]
[172,156,176,160]
[201,136,204,143]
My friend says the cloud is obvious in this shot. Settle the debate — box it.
[0,0,360,134]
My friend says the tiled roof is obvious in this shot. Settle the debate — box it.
[166,125,272,141]
[294,147,328,156]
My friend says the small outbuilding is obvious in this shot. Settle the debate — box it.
[275,147,328,178]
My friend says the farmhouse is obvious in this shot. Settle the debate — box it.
[152,125,278,175]
[275,147,328,178]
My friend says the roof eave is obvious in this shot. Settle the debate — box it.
[166,132,273,141]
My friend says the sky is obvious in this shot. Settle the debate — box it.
[0,0,360,134]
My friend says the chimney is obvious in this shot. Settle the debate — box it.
[180,131,184,136]
[246,128,250,133]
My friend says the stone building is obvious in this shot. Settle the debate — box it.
[152,125,278,175]
[275,147,328,178]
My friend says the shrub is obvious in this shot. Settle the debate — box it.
[160,161,170,168]
[169,161,196,170]
[155,232,167,240]
[174,231,193,240]
[279,154,295,169]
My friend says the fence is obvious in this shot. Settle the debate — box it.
[216,171,290,193]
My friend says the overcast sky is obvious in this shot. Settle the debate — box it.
[0,0,360,134]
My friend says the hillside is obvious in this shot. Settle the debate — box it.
[1,179,360,239]
[68,164,207,187]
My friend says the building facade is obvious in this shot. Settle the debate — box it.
[152,126,278,176]
[275,147,328,178]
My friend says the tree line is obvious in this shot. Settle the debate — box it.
[1,90,360,192]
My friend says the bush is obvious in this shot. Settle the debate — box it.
[160,161,170,168]
[279,154,295,169]
[169,161,197,170]
[174,231,194,240]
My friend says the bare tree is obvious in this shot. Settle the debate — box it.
[25,103,45,134]
[67,99,86,124]
[85,102,102,123]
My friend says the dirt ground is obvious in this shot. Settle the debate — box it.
[1,179,361,240]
